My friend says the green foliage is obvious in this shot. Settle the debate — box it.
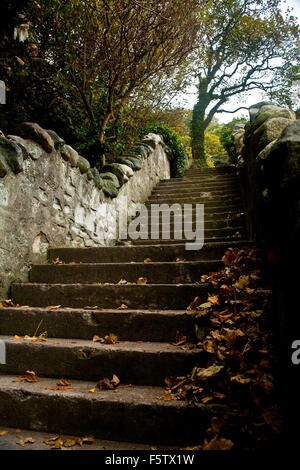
[219,118,247,163]
[140,124,187,178]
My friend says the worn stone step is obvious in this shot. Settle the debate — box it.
[0,336,203,385]
[0,426,180,450]
[151,186,240,196]
[125,219,244,233]
[151,188,240,197]
[11,283,209,310]
[131,231,245,246]
[130,236,246,246]
[133,209,244,220]
[185,167,235,174]
[131,228,245,244]
[147,194,242,204]
[0,307,196,342]
[0,375,229,444]
[146,199,242,210]
[144,203,244,214]
[160,175,238,184]
[155,180,239,190]
[30,260,222,285]
[48,240,252,263]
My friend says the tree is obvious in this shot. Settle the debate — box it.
[268,40,300,110]
[190,0,300,164]
[24,0,201,164]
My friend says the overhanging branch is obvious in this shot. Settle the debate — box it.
[216,106,249,113]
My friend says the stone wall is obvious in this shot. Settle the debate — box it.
[232,102,300,440]
[0,124,170,297]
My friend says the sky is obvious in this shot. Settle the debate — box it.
[179,0,300,123]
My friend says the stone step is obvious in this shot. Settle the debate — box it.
[48,240,252,263]
[160,175,238,184]
[147,194,242,204]
[151,185,240,195]
[0,426,180,450]
[29,260,222,285]
[0,307,196,342]
[124,219,244,232]
[0,336,203,385]
[130,236,246,246]
[129,228,245,244]
[11,283,209,310]
[155,179,239,189]
[0,375,229,444]
[151,188,240,197]
[144,203,244,214]
[185,167,235,174]
[135,210,244,221]
[146,199,242,209]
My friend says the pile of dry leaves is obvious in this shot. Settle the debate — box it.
[166,247,284,450]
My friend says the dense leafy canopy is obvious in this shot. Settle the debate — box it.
[0,0,299,167]
[190,0,300,163]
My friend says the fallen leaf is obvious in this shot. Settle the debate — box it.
[0,431,9,436]
[14,335,20,340]
[118,279,127,285]
[97,375,120,390]
[222,249,235,266]
[207,295,219,305]
[57,379,71,386]
[63,439,77,447]
[203,437,234,450]
[89,388,96,393]
[16,371,39,383]
[144,258,152,263]
[172,331,187,346]
[18,437,35,446]
[117,304,128,310]
[137,277,147,285]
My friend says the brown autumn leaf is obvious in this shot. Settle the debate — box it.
[0,430,9,436]
[203,437,234,451]
[222,249,235,266]
[144,258,152,263]
[18,436,35,447]
[104,333,119,344]
[137,277,147,285]
[171,331,187,346]
[17,370,39,383]
[93,335,104,343]
[117,304,128,310]
[57,379,71,387]
[195,365,224,381]
[97,374,120,390]
[63,439,77,447]
[207,295,219,305]
[46,305,61,310]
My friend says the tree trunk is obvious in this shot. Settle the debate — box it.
[191,90,210,166]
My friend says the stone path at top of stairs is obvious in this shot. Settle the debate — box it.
[0,166,250,448]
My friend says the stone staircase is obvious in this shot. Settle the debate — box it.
[0,166,250,446]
